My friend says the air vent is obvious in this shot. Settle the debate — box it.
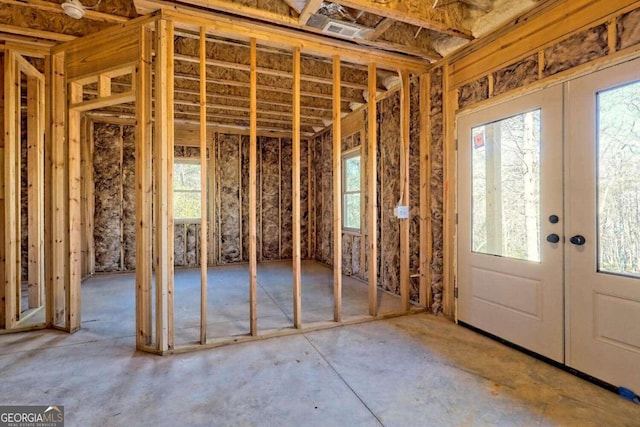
[322,20,364,39]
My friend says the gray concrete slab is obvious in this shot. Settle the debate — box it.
[1,261,639,426]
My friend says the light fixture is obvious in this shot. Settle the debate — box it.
[61,0,102,20]
[62,0,86,19]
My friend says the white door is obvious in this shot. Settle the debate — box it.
[457,86,565,362]
[566,58,640,392]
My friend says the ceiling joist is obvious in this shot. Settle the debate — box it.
[330,0,472,39]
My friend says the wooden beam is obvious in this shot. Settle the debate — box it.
[148,4,431,72]
[332,0,472,39]
[0,23,76,43]
[419,73,431,309]
[3,51,17,329]
[366,18,394,40]
[367,62,378,317]
[199,26,208,345]
[299,0,323,24]
[154,19,174,351]
[136,25,153,348]
[292,47,302,329]
[399,71,410,312]
[249,38,258,336]
[49,52,66,327]
[26,75,44,308]
[70,91,136,113]
[332,55,342,323]
[0,0,129,24]
[442,62,456,318]
[68,82,83,332]
[0,55,5,328]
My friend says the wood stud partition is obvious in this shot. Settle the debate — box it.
[0,8,432,352]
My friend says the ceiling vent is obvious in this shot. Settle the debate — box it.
[308,15,372,40]
[322,21,361,39]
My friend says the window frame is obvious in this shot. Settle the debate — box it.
[341,146,363,233]
[173,157,203,224]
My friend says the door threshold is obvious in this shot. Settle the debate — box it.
[457,320,620,396]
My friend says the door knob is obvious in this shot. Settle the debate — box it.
[570,235,586,246]
[546,233,560,243]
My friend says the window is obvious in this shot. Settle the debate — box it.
[174,159,202,222]
[342,149,361,231]
[471,109,541,262]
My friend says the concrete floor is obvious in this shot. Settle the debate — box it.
[1,262,639,426]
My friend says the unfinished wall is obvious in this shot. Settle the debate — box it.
[93,123,123,272]
[429,67,445,313]
[92,124,311,273]
[312,87,422,299]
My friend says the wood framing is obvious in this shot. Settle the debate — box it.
[199,26,208,344]
[3,49,18,329]
[419,73,432,309]
[399,71,410,312]
[68,82,83,332]
[136,24,153,349]
[249,38,258,336]
[332,55,342,323]
[154,18,175,351]
[292,47,302,329]
[367,63,378,317]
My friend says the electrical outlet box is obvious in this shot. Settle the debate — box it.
[395,205,409,219]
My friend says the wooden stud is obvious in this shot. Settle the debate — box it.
[307,139,312,259]
[3,51,17,329]
[0,55,5,328]
[292,47,302,329]
[14,65,20,320]
[68,81,83,332]
[167,20,176,349]
[199,26,208,344]
[136,25,153,348]
[216,134,221,264]
[49,52,66,327]
[249,38,258,336]
[419,73,432,309]
[238,135,242,261]
[27,75,44,308]
[443,62,456,318]
[98,74,112,98]
[154,19,174,351]
[119,125,125,270]
[367,62,378,317]
[208,137,216,265]
[608,18,617,54]
[278,138,282,257]
[538,50,545,79]
[332,55,342,323]
[399,70,410,312]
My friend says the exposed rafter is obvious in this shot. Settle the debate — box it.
[331,0,473,39]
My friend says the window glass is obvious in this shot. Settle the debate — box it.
[472,109,541,262]
[597,80,640,276]
[343,151,361,231]
[174,160,202,221]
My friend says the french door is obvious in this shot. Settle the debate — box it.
[457,86,564,362]
[566,58,640,393]
[458,57,640,392]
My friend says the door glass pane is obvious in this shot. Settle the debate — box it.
[471,110,541,262]
[597,80,640,277]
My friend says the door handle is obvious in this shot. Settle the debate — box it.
[570,235,586,246]
[546,233,560,243]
